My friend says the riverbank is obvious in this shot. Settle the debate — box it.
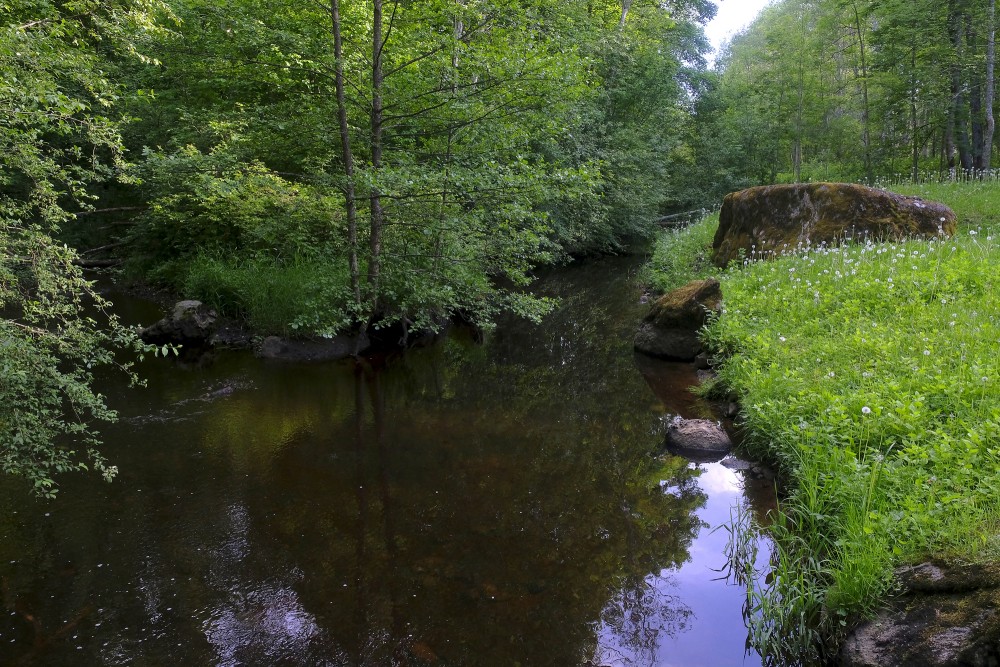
[645,183,1000,663]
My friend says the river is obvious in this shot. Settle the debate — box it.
[1,253,772,666]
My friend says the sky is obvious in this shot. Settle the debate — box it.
[704,0,773,60]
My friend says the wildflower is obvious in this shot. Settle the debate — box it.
[923,350,931,356]
[862,406,871,415]
[779,336,786,342]
[828,371,836,378]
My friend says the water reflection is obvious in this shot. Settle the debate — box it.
[1,254,769,665]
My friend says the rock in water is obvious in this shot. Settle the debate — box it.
[256,333,370,362]
[664,418,732,462]
[712,182,957,267]
[140,300,217,346]
[634,279,722,361]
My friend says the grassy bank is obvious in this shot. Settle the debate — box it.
[647,185,1000,663]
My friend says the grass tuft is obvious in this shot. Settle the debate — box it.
[178,254,356,337]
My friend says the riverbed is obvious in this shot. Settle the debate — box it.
[1,254,772,666]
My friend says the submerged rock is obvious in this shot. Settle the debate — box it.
[140,300,217,346]
[256,333,370,362]
[839,561,1000,667]
[664,417,732,463]
[712,182,957,267]
[634,279,722,361]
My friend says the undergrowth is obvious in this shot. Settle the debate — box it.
[176,254,355,336]
[641,213,719,294]
[646,184,1000,664]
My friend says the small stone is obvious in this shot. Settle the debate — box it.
[664,418,733,463]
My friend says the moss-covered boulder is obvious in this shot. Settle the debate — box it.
[839,561,1000,667]
[634,279,722,361]
[712,183,957,267]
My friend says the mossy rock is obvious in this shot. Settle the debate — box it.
[840,561,1000,667]
[634,279,722,361]
[712,183,957,267]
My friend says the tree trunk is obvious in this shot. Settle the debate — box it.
[986,0,997,171]
[368,0,386,317]
[619,0,632,29]
[951,2,974,170]
[852,2,873,184]
[911,45,920,181]
[329,0,362,307]
[968,18,985,169]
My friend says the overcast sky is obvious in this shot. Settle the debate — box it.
[704,0,772,61]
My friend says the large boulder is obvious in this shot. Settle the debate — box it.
[712,183,957,267]
[140,300,217,346]
[634,279,722,361]
[664,417,733,462]
[840,561,1000,667]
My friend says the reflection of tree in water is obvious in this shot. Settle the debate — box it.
[597,573,693,666]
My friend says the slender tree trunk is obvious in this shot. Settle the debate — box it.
[794,60,805,182]
[852,2,873,183]
[951,3,974,170]
[911,45,920,181]
[368,0,386,316]
[619,0,632,29]
[986,0,997,170]
[330,0,362,307]
[968,19,985,169]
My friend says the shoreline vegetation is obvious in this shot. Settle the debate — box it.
[644,182,1000,663]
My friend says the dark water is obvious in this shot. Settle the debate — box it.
[1,255,770,666]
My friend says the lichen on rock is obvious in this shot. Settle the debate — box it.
[712,182,957,267]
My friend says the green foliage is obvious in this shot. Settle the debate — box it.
[0,0,168,495]
[0,225,152,497]
[114,0,717,332]
[702,188,1000,659]
[128,144,345,266]
[704,0,999,187]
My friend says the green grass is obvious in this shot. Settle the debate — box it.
[178,254,356,337]
[641,213,720,294]
[645,184,1000,663]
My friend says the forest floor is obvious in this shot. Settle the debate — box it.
[643,181,1000,662]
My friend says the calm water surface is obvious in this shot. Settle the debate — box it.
[1,255,770,666]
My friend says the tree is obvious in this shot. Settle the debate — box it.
[1,0,167,495]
